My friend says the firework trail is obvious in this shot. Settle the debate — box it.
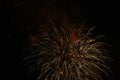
[25,21,111,80]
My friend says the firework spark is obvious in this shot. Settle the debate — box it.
[25,21,111,80]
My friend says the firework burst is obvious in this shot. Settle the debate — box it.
[25,21,111,80]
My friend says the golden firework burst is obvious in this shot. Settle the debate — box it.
[24,21,111,80]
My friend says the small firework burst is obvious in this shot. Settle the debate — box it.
[25,21,111,80]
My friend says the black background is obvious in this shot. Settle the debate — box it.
[2,0,119,80]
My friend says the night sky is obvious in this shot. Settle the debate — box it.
[2,0,119,80]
